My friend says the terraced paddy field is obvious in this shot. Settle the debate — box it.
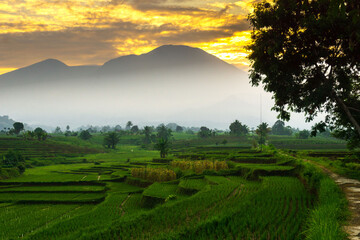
[0,135,350,239]
[0,137,104,166]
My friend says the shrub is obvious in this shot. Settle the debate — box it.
[2,150,25,167]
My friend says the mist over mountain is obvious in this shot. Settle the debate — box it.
[0,45,319,129]
[0,115,16,130]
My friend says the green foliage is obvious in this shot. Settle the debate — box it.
[103,132,120,149]
[229,120,249,136]
[304,178,348,240]
[34,128,47,141]
[143,126,154,144]
[198,126,213,138]
[131,125,139,134]
[23,130,35,140]
[271,120,292,135]
[0,133,350,239]
[2,150,24,167]
[248,0,360,148]
[125,121,133,131]
[175,126,183,133]
[298,130,310,139]
[154,137,171,158]
[79,130,92,141]
[156,125,172,141]
[256,122,271,145]
[13,122,24,135]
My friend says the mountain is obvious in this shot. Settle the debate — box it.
[0,45,243,86]
[0,115,15,130]
[0,45,272,128]
[0,59,100,88]
[99,45,238,76]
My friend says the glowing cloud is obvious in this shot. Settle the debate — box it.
[0,0,258,71]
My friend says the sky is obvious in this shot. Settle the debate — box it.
[0,0,259,75]
[0,0,324,130]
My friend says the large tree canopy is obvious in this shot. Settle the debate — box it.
[248,0,360,148]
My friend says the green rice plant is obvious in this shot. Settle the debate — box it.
[178,178,208,193]
[26,183,137,240]
[0,204,94,239]
[0,185,105,193]
[71,176,311,240]
[0,192,106,203]
[304,178,348,240]
[142,182,178,199]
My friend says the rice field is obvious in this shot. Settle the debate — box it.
[0,134,349,239]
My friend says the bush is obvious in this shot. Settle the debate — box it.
[79,130,92,140]
[17,164,26,174]
[2,150,24,167]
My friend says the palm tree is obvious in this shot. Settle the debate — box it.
[154,138,171,158]
[256,123,271,150]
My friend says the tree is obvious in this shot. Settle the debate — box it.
[154,138,171,158]
[23,130,35,140]
[256,123,271,145]
[156,125,172,141]
[34,128,47,141]
[176,125,184,133]
[54,126,62,134]
[143,126,153,144]
[131,125,139,134]
[229,120,249,136]
[298,130,310,139]
[248,0,360,149]
[126,121,133,131]
[271,120,292,135]
[65,125,71,137]
[79,130,92,140]
[2,150,24,167]
[13,122,24,135]
[103,132,120,149]
[198,126,213,138]
[115,125,122,132]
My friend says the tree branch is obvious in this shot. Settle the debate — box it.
[348,107,360,113]
[333,93,360,137]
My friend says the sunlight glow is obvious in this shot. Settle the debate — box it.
[0,0,257,69]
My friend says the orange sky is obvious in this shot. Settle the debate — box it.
[0,0,258,74]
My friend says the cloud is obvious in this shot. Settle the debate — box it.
[158,29,233,44]
[0,29,118,67]
[125,0,210,13]
[0,0,254,70]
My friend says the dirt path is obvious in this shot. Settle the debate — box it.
[119,194,132,216]
[306,160,360,240]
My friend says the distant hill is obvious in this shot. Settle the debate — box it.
[99,45,238,76]
[0,45,242,87]
[0,116,15,130]
[0,58,100,88]
[0,45,275,128]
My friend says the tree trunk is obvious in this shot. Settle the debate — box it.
[333,93,360,137]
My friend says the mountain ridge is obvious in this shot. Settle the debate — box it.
[0,45,243,79]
